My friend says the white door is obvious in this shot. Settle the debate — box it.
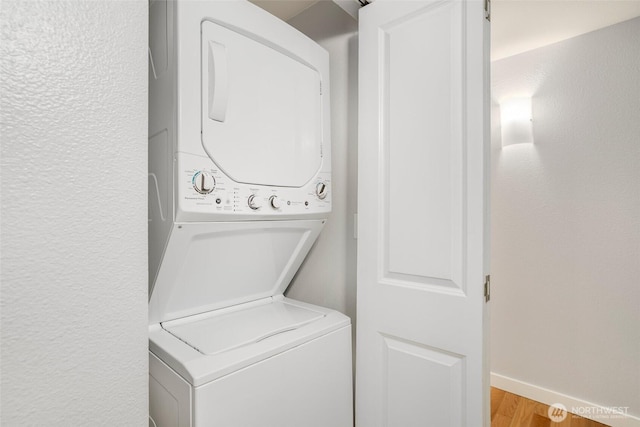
[356,0,490,425]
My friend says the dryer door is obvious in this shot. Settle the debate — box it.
[201,20,324,188]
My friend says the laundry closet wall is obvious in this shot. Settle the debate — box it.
[286,3,359,331]
[1,1,148,424]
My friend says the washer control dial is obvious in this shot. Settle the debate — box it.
[193,171,215,194]
[269,195,282,209]
[315,182,328,200]
[248,194,262,210]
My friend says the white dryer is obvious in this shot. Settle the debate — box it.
[148,1,352,426]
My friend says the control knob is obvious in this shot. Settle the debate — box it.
[192,171,215,194]
[315,181,328,200]
[248,194,262,210]
[269,195,282,209]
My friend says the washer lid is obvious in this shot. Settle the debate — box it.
[201,20,325,188]
[149,297,351,387]
[162,299,325,355]
[148,220,324,324]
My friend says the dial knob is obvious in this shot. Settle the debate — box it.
[316,182,328,200]
[269,195,282,209]
[192,171,215,194]
[248,194,262,210]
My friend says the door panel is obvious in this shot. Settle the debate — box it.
[384,335,464,427]
[356,0,490,425]
[383,1,463,291]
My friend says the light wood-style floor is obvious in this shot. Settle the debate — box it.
[491,388,610,427]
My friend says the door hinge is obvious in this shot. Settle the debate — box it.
[484,275,491,302]
[484,0,491,22]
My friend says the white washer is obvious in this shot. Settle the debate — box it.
[148,1,352,426]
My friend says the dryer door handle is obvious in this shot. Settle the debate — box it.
[207,41,228,122]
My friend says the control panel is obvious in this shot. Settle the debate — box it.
[177,154,331,218]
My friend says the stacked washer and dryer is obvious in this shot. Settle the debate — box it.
[148,1,353,426]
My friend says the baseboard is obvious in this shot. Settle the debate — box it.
[491,373,640,427]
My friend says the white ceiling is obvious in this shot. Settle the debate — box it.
[249,0,321,21]
[250,0,640,60]
[492,0,640,60]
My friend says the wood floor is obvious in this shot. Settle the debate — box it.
[491,388,610,427]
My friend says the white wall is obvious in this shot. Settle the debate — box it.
[1,1,148,424]
[286,3,359,326]
[491,17,640,417]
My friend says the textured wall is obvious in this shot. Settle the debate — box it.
[287,2,358,325]
[1,1,148,424]
[491,18,640,416]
